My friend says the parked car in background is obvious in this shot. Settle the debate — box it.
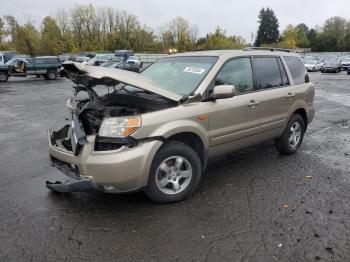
[84,53,115,66]
[303,59,322,72]
[58,54,72,63]
[100,61,119,67]
[0,56,61,82]
[76,51,96,58]
[47,49,315,203]
[75,56,91,63]
[321,60,342,73]
[105,61,141,72]
[115,50,134,62]
[126,55,143,70]
[0,51,17,65]
[100,60,141,72]
[340,57,350,70]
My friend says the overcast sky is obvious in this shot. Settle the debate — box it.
[1,0,349,42]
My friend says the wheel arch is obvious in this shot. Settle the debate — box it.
[293,108,308,130]
[166,132,207,171]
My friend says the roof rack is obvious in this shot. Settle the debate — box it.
[243,47,291,53]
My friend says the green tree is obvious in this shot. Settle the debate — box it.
[13,21,40,56]
[280,24,297,49]
[255,8,279,46]
[323,16,347,50]
[307,29,317,47]
[160,16,197,52]
[0,17,5,49]
[41,16,64,55]
[3,15,19,50]
[200,27,245,50]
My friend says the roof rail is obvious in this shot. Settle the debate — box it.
[243,47,291,53]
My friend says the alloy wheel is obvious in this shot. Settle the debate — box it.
[155,156,192,195]
[289,122,302,147]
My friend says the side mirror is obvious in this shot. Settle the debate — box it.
[212,85,235,100]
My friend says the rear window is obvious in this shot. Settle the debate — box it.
[253,57,284,89]
[283,56,309,84]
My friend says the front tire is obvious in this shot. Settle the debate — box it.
[275,114,305,155]
[0,72,8,82]
[145,141,202,203]
[45,70,57,80]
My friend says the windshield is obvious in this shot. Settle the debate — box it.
[141,56,217,96]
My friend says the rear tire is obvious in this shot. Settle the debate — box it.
[275,114,305,155]
[45,70,57,80]
[145,141,202,203]
[0,72,8,82]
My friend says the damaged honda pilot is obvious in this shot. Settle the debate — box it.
[47,49,315,203]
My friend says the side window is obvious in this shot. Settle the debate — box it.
[253,57,283,89]
[283,56,309,84]
[215,58,253,94]
[35,58,44,64]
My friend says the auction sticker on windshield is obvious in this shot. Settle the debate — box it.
[183,67,206,75]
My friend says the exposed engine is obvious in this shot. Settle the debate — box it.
[61,62,177,141]
[72,86,175,135]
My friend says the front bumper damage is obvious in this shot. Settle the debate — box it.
[47,122,163,193]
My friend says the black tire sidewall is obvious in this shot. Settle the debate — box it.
[145,141,202,203]
[47,70,56,80]
[275,114,305,155]
[0,72,8,82]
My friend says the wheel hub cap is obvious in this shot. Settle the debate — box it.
[155,156,192,195]
[289,122,301,147]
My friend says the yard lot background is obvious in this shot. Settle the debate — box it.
[0,71,349,261]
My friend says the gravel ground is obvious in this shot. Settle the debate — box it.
[0,71,349,262]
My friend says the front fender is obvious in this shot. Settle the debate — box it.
[147,119,209,149]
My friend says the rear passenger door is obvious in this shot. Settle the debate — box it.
[250,56,293,133]
[34,58,48,75]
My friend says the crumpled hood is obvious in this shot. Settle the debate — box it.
[63,62,182,102]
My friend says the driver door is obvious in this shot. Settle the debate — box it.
[208,57,263,148]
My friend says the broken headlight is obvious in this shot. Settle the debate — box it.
[98,115,141,138]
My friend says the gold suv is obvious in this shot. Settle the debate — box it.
[47,49,315,203]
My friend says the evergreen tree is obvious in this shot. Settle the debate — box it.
[255,8,279,46]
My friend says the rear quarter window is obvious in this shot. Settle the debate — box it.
[283,56,309,84]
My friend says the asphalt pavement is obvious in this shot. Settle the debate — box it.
[0,71,349,262]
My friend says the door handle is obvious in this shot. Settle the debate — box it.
[286,92,296,99]
[248,100,259,107]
